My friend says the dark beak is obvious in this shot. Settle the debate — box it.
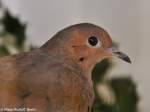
[107,48,131,63]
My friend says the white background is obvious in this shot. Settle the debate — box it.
[1,0,150,112]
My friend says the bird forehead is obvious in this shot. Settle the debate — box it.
[61,23,112,48]
[69,27,112,48]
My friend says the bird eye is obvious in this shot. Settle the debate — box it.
[87,36,101,48]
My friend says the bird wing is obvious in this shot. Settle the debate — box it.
[0,50,52,111]
[0,49,91,112]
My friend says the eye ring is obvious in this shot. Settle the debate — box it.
[87,36,102,48]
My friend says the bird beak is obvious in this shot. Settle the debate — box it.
[107,47,131,63]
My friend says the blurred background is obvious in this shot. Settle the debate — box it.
[0,0,149,112]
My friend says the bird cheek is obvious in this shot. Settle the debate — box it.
[97,49,113,61]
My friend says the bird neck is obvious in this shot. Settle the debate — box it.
[40,39,94,83]
[40,44,81,71]
[40,46,94,84]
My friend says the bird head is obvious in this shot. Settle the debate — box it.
[42,23,131,72]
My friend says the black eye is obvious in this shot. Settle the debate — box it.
[88,36,98,46]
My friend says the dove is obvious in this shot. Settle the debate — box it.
[0,23,131,112]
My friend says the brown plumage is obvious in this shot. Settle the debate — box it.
[0,23,131,112]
